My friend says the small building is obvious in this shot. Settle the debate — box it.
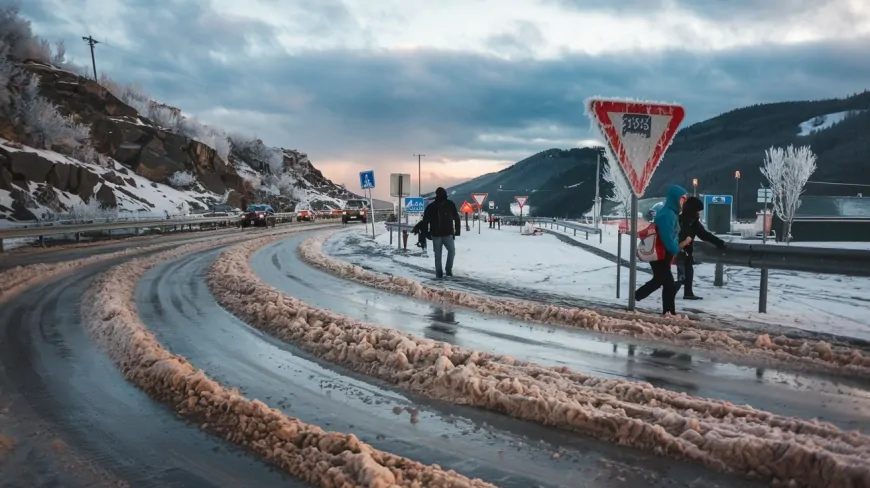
[772,196,870,242]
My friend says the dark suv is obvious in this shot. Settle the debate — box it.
[241,204,276,228]
[342,199,369,224]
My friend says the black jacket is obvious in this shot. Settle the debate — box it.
[679,215,725,255]
[422,198,461,238]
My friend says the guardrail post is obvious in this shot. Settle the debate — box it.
[759,269,769,313]
[38,235,44,247]
[585,231,589,240]
[616,232,622,298]
[599,231,602,244]
[75,232,81,242]
[389,228,393,245]
[0,238,4,253]
[714,262,724,287]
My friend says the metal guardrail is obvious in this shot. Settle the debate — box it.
[534,220,603,244]
[693,241,870,313]
[0,212,301,251]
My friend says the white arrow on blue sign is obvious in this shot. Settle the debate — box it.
[404,197,425,213]
[359,170,375,190]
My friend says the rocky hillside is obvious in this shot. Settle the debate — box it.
[0,8,353,225]
[448,91,870,218]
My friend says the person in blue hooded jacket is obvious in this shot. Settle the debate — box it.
[635,185,692,315]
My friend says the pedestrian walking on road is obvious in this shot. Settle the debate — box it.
[421,187,461,279]
[634,185,692,315]
[675,196,727,300]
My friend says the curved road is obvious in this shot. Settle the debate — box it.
[253,232,870,432]
[135,242,758,487]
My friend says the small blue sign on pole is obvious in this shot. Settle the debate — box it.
[703,194,732,205]
[359,170,375,190]
[404,197,425,213]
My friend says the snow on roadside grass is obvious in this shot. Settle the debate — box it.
[208,233,870,488]
[81,230,493,488]
[302,233,870,379]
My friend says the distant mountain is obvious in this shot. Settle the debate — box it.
[446,91,870,218]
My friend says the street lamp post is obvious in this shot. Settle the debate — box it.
[734,170,741,221]
[692,178,698,196]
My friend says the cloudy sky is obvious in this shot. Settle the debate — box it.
[19,0,870,199]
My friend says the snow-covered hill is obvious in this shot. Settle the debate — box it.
[797,110,866,136]
[0,138,218,226]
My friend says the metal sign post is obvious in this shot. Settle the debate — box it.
[628,195,638,310]
[759,186,771,313]
[368,189,376,239]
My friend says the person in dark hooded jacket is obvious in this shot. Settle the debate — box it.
[421,187,461,278]
[635,185,692,315]
[675,196,727,300]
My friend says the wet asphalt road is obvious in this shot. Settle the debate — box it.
[136,245,758,488]
[254,232,870,433]
[0,250,305,487]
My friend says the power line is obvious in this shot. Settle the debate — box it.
[81,35,99,80]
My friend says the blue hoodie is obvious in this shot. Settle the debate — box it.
[653,185,687,256]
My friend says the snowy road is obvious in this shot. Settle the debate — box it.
[0,248,301,487]
[143,242,755,487]
[257,232,870,432]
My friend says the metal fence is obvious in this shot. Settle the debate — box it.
[693,241,870,313]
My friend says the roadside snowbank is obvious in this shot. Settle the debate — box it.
[81,230,489,488]
[210,234,870,488]
[299,234,870,379]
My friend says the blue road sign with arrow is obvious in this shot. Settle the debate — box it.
[359,170,375,190]
[404,197,425,213]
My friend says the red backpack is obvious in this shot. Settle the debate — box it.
[637,223,666,262]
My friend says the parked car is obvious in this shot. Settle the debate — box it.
[342,199,369,224]
[296,208,316,222]
[241,204,276,228]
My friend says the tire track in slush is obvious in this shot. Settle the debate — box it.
[137,247,759,488]
[0,254,303,488]
[254,233,870,433]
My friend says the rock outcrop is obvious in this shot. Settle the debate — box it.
[23,62,251,197]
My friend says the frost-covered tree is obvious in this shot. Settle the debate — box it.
[0,5,51,63]
[168,170,197,188]
[760,145,817,244]
[601,149,632,219]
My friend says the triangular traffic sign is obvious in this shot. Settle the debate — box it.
[471,193,488,207]
[586,98,685,198]
[514,196,528,208]
[459,200,474,214]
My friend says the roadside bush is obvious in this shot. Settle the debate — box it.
[168,170,197,188]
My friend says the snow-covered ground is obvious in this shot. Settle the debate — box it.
[797,110,865,136]
[334,220,870,341]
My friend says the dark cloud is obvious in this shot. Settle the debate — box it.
[16,0,870,193]
[549,0,835,21]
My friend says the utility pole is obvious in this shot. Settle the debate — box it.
[82,35,99,80]
[414,154,425,196]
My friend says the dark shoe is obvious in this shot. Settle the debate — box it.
[435,273,444,279]
[684,295,703,300]
[446,270,452,277]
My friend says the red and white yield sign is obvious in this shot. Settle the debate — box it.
[514,195,528,209]
[586,98,685,198]
[471,193,488,207]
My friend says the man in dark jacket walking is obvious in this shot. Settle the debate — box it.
[421,187,461,278]
[635,185,692,315]
[676,196,727,300]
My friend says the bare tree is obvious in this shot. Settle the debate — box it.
[760,145,817,244]
[601,148,632,219]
